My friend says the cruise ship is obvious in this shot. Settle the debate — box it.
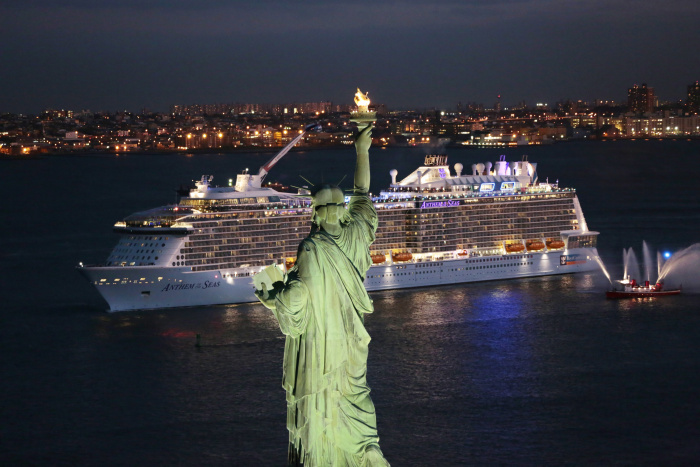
[78,137,600,312]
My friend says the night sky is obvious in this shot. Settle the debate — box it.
[2,0,699,113]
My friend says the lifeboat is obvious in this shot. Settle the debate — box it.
[371,254,386,264]
[285,257,296,269]
[526,240,545,251]
[457,250,469,256]
[546,239,565,249]
[505,243,525,253]
[392,252,413,262]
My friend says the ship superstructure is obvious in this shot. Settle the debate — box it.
[371,155,595,261]
[79,148,599,311]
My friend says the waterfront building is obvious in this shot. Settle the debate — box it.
[568,115,597,128]
[628,83,655,114]
[622,114,700,137]
[688,81,700,113]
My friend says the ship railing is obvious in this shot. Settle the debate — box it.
[375,190,575,203]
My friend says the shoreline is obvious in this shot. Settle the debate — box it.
[3,137,700,160]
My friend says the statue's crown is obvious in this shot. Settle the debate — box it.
[311,184,345,206]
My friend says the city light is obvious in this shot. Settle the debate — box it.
[3,84,700,158]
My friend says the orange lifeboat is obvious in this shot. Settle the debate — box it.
[371,254,386,264]
[505,243,525,253]
[546,239,565,249]
[285,257,296,269]
[392,252,413,262]
[526,240,545,251]
[457,250,469,256]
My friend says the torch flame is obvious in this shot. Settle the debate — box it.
[354,88,370,108]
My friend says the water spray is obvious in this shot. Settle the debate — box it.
[624,247,642,285]
[642,240,654,283]
[594,256,613,286]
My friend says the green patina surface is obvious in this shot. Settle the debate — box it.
[256,126,390,466]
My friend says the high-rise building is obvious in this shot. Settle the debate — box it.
[628,83,655,113]
[687,81,700,113]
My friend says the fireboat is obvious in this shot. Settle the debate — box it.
[606,278,681,299]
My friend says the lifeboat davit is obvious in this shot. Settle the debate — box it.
[371,254,386,264]
[285,258,296,269]
[526,241,545,251]
[392,252,413,262]
[505,243,525,253]
[546,239,565,249]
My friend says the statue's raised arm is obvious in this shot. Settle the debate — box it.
[354,124,372,194]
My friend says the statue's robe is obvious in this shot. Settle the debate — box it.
[270,194,387,466]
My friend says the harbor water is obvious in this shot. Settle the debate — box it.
[2,140,700,465]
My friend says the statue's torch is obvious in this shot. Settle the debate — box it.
[350,88,376,131]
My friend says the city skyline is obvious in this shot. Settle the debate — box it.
[1,0,699,114]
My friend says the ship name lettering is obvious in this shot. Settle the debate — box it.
[420,200,459,209]
[160,281,220,292]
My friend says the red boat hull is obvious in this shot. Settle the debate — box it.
[606,289,681,299]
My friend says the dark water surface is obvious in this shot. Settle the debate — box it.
[2,140,700,465]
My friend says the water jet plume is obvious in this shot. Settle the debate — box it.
[594,256,612,285]
[657,243,700,292]
[642,240,654,283]
[624,247,641,283]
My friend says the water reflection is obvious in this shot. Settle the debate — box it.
[472,284,524,321]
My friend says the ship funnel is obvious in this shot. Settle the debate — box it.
[471,164,478,175]
[526,162,534,177]
[416,170,422,189]
[390,169,398,185]
[485,161,493,175]
[512,161,521,176]
[476,163,485,175]
[495,156,508,175]
[454,163,463,177]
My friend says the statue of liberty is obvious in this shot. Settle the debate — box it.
[255,123,390,466]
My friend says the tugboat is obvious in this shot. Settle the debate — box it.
[606,278,681,299]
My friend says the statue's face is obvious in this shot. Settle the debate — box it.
[313,187,345,226]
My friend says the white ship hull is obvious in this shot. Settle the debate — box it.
[79,247,599,312]
[79,144,601,313]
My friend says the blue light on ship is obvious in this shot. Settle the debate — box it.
[663,251,672,259]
